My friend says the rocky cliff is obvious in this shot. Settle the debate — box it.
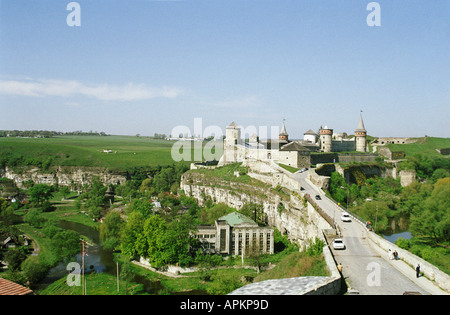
[181,171,331,248]
[0,166,127,189]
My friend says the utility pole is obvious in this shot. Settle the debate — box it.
[116,256,120,293]
[374,205,379,233]
[81,240,85,295]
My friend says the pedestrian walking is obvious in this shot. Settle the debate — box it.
[388,249,393,260]
[416,264,420,278]
[337,262,343,273]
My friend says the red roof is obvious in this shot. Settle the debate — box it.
[0,278,33,295]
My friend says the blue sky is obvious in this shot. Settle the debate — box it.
[0,0,449,138]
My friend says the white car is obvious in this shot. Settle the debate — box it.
[332,238,345,250]
[341,212,351,222]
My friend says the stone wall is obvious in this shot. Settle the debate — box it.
[331,139,356,152]
[399,170,416,187]
[310,153,378,165]
[243,160,301,192]
[367,231,450,293]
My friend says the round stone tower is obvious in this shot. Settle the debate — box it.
[355,115,367,152]
[319,126,333,152]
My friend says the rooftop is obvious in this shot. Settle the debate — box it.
[280,142,310,152]
[356,114,367,132]
[218,212,257,227]
[0,278,33,295]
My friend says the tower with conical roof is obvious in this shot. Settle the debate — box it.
[355,114,367,152]
[279,120,289,144]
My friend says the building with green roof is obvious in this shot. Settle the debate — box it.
[195,212,274,256]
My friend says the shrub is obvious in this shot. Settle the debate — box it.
[395,237,410,249]
[305,237,325,256]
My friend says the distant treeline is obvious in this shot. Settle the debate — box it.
[0,130,109,138]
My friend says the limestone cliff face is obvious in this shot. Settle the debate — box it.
[181,172,331,248]
[0,166,127,188]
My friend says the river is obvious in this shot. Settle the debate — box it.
[382,230,412,244]
[35,220,180,294]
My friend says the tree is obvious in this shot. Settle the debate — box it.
[3,247,27,271]
[21,256,48,285]
[410,177,450,243]
[200,203,234,224]
[329,172,348,205]
[84,178,107,219]
[121,211,145,259]
[143,214,168,268]
[130,199,154,217]
[60,186,70,199]
[50,230,80,262]
[164,215,197,267]
[100,211,125,250]
[139,178,154,196]
[240,203,265,225]
[357,201,389,232]
[24,209,46,228]
[29,184,54,205]
[0,203,15,226]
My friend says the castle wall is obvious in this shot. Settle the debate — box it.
[278,151,310,169]
[331,139,356,152]
[310,153,377,165]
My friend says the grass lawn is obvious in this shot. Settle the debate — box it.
[39,271,147,295]
[387,137,450,158]
[278,163,300,173]
[0,135,222,171]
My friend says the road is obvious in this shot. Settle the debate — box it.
[294,171,430,295]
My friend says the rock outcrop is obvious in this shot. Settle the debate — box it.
[180,171,331,249]
[0,166,127,189]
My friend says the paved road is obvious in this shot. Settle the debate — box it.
[294,171,430,295]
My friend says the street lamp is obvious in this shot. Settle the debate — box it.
[115,254,120,293]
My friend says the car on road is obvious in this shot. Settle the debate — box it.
[332,238,345,250]
[315,195,321,200]
[341,212,351,222]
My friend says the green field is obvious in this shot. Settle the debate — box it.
[0,136,220,171]
[387,137,450,158]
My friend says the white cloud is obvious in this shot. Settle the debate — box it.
[0,78,184,101]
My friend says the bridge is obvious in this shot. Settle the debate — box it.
[230,168,449,295]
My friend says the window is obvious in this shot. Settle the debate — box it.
[238,233,242,255]
[220,229,226,252]
[259,233,264,253]
[266,233,271,252]
[231,233,235,253]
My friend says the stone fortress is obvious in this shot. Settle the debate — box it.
[218,115,370,169]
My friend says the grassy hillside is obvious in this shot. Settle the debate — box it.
[387,137,450,158]
[0,135,217,171]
